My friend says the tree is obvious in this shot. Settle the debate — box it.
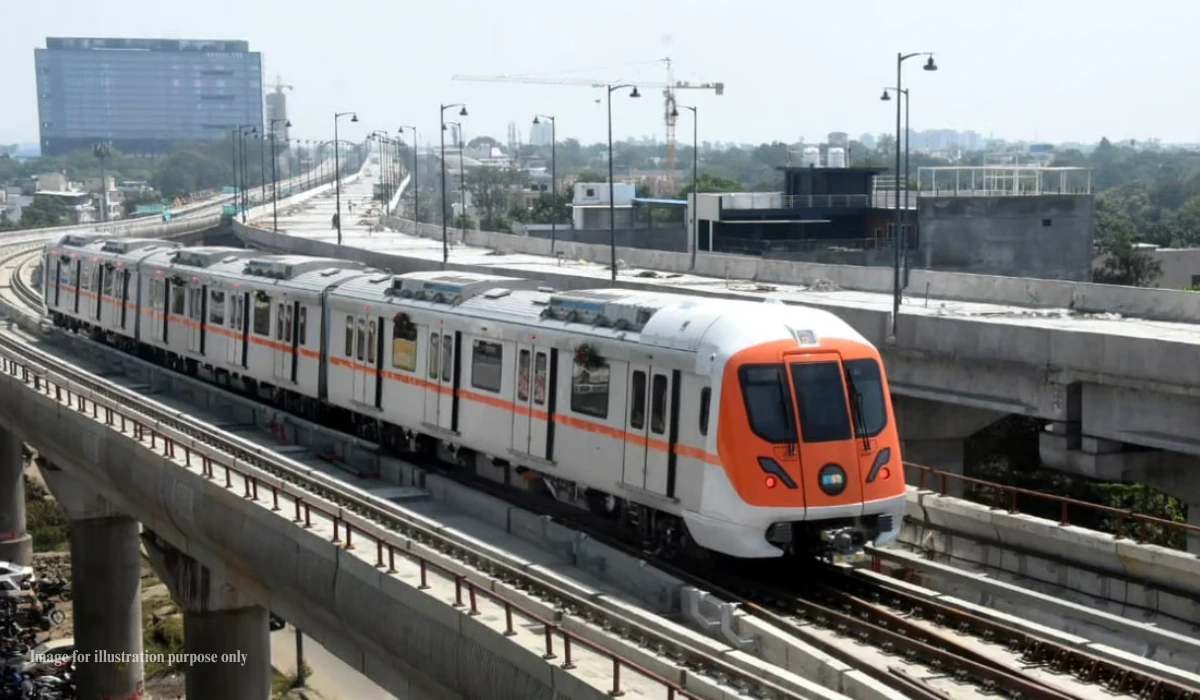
[19,196,70,228]
[469,166,524,232]
[1093,228,1162,287]
[676,173,743,198]
[467,136,499,149]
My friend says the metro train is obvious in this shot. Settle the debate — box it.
[41,233,907,560]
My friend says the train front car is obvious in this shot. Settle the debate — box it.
[689,301,905,562]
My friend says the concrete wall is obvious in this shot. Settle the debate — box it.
[1147,247,1200,290]
[916,195,1095,281]
[525,226,688,253]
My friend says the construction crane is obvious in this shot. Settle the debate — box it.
[452,58,723,192]
[269,75,293,95]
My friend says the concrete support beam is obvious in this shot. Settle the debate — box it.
[894,397,1004,498]
[143,532,270,700]
[903,438,967,497]
[37,460,146,700]
[0,429,31,566]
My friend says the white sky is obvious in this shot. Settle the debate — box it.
[5,0,1200,148]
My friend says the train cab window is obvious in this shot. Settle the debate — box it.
[344,315,353,356]
[517,350,531,401]
[252,294,271,336]
[533,352,548,405]
[629,371,646,429]
[356,319,366,361]
[650,374,668,435]
[790,362,852,443]
[298,307,307,345]
[428,333,440,378]
[699,387,711,436]
[209,291,226,325]
[391,315,417,371]
[366,320,375,364]
[571,359,609,420]
[171,285,185,315]
[471,340,503,393]
[738,364,796,444]
[843,359,888,437]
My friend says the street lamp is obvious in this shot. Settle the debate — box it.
[399,126,418,224]
[445,121,466,228]
[671,105,699,270]
[269,118,291,231]
[888,52,937,338]
[533,115,557,254]
[237,126,257,222]
[369,131,389,206]
[92,142,111,223]
[880,88,910,213]
[606,85,640,282]
[440,104,468,265]
[333,111,359,246]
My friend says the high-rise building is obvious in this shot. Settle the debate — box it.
[34,37,264,155]
[529,121,552,147]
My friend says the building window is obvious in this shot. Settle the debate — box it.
[571,359,609,419]
[471,340,503,393]
[209,290,225,325]
[252,294,270,336]
[1042,218,1053,227]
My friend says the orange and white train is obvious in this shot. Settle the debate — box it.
[42,233,907,559]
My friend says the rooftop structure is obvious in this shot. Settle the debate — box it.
[917,166,1093,197]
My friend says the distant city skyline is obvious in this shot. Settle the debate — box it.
[5,0,1200,150]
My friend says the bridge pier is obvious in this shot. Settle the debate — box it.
[143,532,271,700]
[36,459,145,700]
[0,429,31,566]
[895,397,1004,498]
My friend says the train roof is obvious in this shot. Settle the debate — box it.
[136,249,374,292]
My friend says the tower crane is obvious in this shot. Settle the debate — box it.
[452,59,723,192]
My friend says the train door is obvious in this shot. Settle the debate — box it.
[103,266,121,328]
[151,280,166,343]
[510,346,555,460]
[227,293,245,367]
[783,352,863,507]
[119,270,131,330]
[643,369,674,495]
[187,287,204,354]
[273,301,294,384]
[52,258,62,308]
[422,328,457,431]
[349,315,379,406]
[622,364,651,489]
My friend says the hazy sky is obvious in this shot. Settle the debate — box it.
[6,0,1200,149]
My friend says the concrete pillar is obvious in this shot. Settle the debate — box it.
[1185,501,1200,555]
[902,438,966,498]
[36,459,145,700]
[143,532,270,700]
[0,429,31,566]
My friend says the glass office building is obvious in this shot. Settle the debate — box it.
[35,37,264,155]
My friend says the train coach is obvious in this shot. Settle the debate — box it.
[41,235,906,561]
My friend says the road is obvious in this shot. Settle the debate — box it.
[270,626,396,699]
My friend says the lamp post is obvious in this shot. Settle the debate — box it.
[672,105,698,270]
[269,119,291,231]
[257,132,266,207]
[230,129,239,209]
[238,126,256,221]
[369,131,387,205]
[399,126,418,224]
[533,115,557,254]
[439,104,468,265]
[445,121,466,227]
[606,85,640,282]
[333,111,359,246]
[92,141,111,223]
[880,87,910,213]
[888,52,937,338]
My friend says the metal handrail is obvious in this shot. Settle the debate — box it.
[909,463,1200,548]
[0,335,793,700]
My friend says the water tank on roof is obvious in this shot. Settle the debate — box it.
[826,147,846,168]
[801,147,820,167]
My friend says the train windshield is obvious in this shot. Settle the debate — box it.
[842,359,887,437]
[789,362,852,443]
[741,359,888,445]
[738,364,797,444]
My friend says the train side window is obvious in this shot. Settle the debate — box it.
[356,319,366,361]
[366,320,375,364]
[102,267,114,297]
[650,374,668,435]
[171,285,185,315]
[533,352,547,405]
[571,359,609,420]
[80,265,91,291]
[298,307,307,345]
[471,340,503,393]
[441,334,452,382]
[517,349,530,401]
[428,333,440,378]
[252,293,271,336]
[629,371,646,429]
[209,290,225,325]
[284,305,293,343]
[276,303,285,340]
[699,387,711,436]
[344,315,353,356]
[391,315,417,371]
